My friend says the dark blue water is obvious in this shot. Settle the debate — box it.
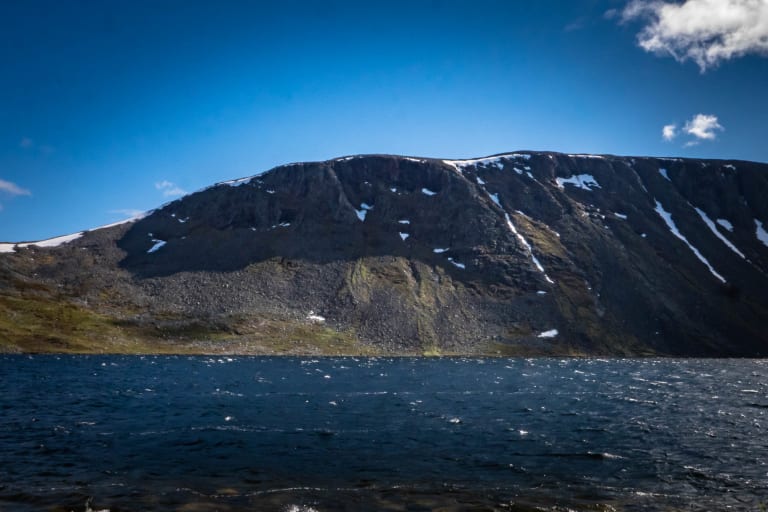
[0,356,766,511]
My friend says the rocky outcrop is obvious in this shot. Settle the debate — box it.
[2,152,767,356]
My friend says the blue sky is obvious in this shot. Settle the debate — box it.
[2,0,767,242]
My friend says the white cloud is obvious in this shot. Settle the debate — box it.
[18,137,54,154]
[684,113,724,140]
[662,123,677,140]
[622,0,768,71]
[110,208,145,218]
[0,179,31,196]
[155,180,187,197]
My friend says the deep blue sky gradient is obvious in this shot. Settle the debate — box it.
[2,0,767,241]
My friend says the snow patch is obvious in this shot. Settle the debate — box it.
[447,257,465,269]
[91,212,149,232]
[716,218,733,232]
[538,329,559,338]
[504,212,554,284]
[556,174,601,191]
[693,207,745,259]
[222,177,253,187]
[1,231,85,253]
[433,248,449,253]
[390,187,397,193]
[399,232,409,241]
[29,232,84,248]
[567,154,604,159]
[654,200,725,283]
[398,219,410,224]
[147,239,166,254]
[488,192,501,207]
[659,168,670,181]
[476,176,486,185]
[756,219,768,248]
[443,153,530,171]
[723,164,736,170]
[356,203,373,222]
[614,213,628,220]
[307,312,326,323]
[421,188,437,196]
[445,156,505,170]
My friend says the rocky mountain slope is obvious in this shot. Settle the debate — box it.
[2,151,768,356]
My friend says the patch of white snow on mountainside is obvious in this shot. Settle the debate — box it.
[556,174,601,191]
[398,219,410,224]
[147,239,166,254]
[1,213,150,254]
[421,188,437,196]
[476,176,486,185]
[654,200,725,283]
[716,219,733,232]
[92,212,149,231]
[1,232,85,254]
[307,312,326,323]
[433,248,449,253]
[222,176,254,187]
[447,257,465,269]
[25,232,83,248]
[538,329,559,338]
[756,219,768,248]
[567,154,604,159]
[488,192,501,207]
[659,168,670,181]
[399,232,409,241]
[356,202,373,222]
[443,153,531,171]
[614,213,628,220]
[693,207,745,259]
[504,212,554,284]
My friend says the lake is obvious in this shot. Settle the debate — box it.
[0,356,766,511]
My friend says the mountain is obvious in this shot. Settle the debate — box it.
[2,152,768,356]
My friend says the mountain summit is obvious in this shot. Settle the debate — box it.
[2,152,767,356]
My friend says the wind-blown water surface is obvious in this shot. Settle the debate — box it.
[0,356,766,511]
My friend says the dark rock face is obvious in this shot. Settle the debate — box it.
[3,152,768,356]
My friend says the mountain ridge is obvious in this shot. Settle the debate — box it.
[1,151,767,356]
